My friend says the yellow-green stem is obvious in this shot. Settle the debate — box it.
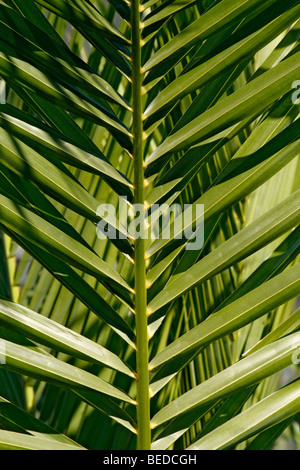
[131,0,151,450]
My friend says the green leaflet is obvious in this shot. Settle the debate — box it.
[0,395,83,446]
[149,263,300,379]
[145,51,300,165]
[244,308,300,356]
[147,191,300,313]
[151,332,300,428]
[145,110,300,263]
[33,0,128,45]
[0,193,134,303]
[142,0,279,73]
[0,299,134,377]
[0,338,136,404]
[188,379,300,450]
[141,0,196,40]
[144,3,300,120]
[0,430,85,450]
[0,4,131,108]
[0,53,133,151]
[0,105,133,200]
[4,227,135,341]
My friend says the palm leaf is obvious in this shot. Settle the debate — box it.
[0,0,298,451]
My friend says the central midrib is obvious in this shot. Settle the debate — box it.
[131,0,151,451]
